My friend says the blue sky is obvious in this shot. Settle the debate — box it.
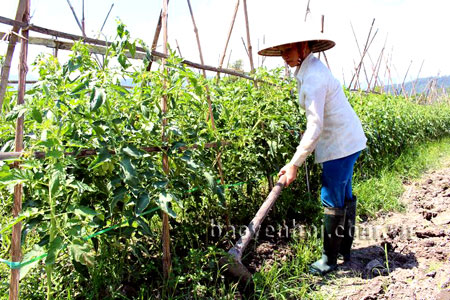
[1,0,450,86]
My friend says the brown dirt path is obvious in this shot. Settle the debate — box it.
[319,163,450,300]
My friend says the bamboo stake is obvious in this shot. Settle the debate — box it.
[53,38,59,58]
[411,60,424,97]
[186,0,228,227]
[367,43,385,92]
[147,0,170,72]
[241,37,249,59]
[0,17,261,82]
[175,39,182,57]
[160,0,172,280]
[226,49,232,69]
[348,19,376,90]
[9,0,29,298]
[371,36,388,92]
[242,0,255,73]
[217,0,240,80]
[319,15,330,69]
[100,3,114,33]
[372,48,384,92]
[81,0,85,36]
[65,0,103,67]
[304,0,311,22]
[400,60,412,98]
[186,0,216,130]
[350,22,370,87]
[353,28,378,90]
[66,0,84,37]
[0,0,27,113]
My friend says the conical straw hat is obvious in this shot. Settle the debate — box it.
[258,30,335,56]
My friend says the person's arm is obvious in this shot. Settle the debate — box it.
[290,75,326,166]
[278,74,326,186]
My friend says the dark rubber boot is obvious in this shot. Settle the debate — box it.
[310,207,346,275]
[339,196,357,262]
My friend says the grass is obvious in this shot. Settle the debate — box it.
[354,136,450,218]
[242,136,450,300]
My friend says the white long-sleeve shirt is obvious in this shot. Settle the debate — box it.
[290,53,367,166]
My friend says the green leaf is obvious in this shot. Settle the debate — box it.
[73,206,99,218]
[71,81,88,94]
[135,193,150,215]
[68,180,95,193]
[47,149,63,159]
[5,106,27,121]
[136,217,152,236]
[117,23,125,38]
[20,245,45,280]
[111,84,130,96]
[204,172,215,188]
[45,236,64,265]
[90,88,105,112]
[152,181,168,189]
[49,171,61,196]
[122,145,145,158]
[119,157,138,186]
[88,148,112,170]
[111,186,127,212]
[118,53,129,69]
[42,84,51,97]
[156,192,176,218]
[68,238,95,267]
[31,107,43,123]
[127,42,136,58]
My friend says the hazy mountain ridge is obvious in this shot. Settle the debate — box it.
[385,75,450,94]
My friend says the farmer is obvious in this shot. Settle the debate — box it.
[258,32,367,275]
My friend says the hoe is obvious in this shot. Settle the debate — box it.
[220,175,287,283]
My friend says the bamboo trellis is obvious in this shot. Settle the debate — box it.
[0,0,267,297]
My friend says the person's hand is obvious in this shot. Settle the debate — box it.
[278,163,298,187]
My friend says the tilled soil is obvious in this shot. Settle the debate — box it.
[319,164,450,300]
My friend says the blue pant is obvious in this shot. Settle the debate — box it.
[320,151,361,208]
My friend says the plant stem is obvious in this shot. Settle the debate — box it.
[46,173,57,300]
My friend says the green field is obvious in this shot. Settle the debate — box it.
[1,29,450,299]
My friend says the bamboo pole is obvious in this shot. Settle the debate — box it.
[242,0,255,73]
[175,39,182,57]
[367,42,385,92]
[241,37,249,59]
[304,0,311,22]
[100,3,114,33]
[371,48,385,92]
[186,0,228,227]
[65,0,84,37]
[0,19,259,81]
[348,19,377,90]
[400,60,412,99]
[226,49,232,69]
[0,0,27,113]
[147,0,170,72]
[217,0,240,79]
[81,0,85,36]
[411,60,424,97]
[319,15,330,69]
[186,0,216,130]
[349,22,371,89]
[371,35,388,92]
[160,0,172,280]
[9,0,29,298]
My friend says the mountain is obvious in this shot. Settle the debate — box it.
[385,75,450,95]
